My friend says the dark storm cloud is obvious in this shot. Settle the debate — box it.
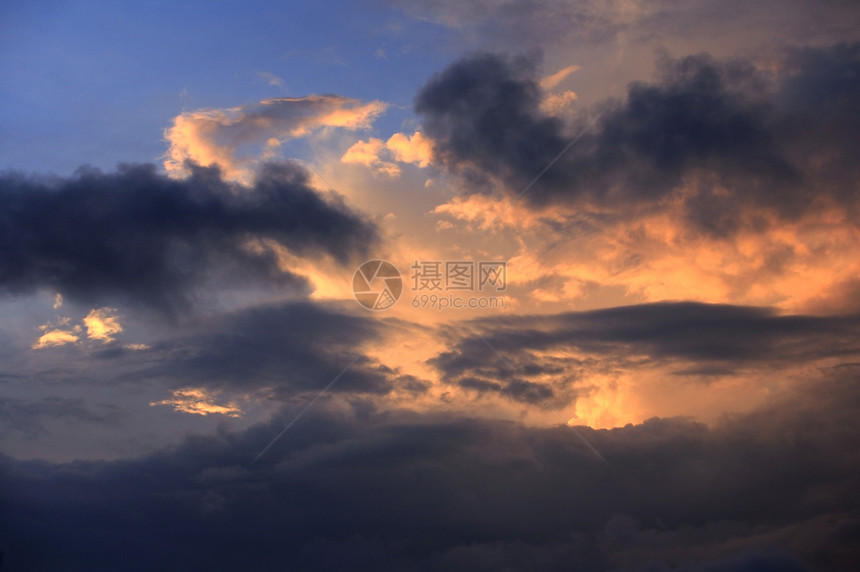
[416,44,860,235]
[142,301,398,396]
[430,302,860,404]
[10,301,405,397]
[0,397,120,437]
[0,161,377,313]
[1,369,858,571]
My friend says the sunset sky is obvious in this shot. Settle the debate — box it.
[2,1,860,570]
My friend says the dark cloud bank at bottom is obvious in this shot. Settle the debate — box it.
[1,369,858,571]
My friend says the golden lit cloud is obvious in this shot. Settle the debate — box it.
[341,137,401,177]
[432,193,567,231]
[539,64,580,90]
[385,131,433,167]
[150,388,242,417]
[163,95,388,181]
[431,189,860,316]
[243,237,354,300]
[540,90,578,114]
[341,131,433,177]
[32,324,81,349]
[83,307,123,342]
[32,306,129,349]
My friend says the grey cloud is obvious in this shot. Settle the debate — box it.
[0,161,377,314]
[416,45,860,236]
[430,302,860,404]
[143,301,399,396]
[10,301,407,398]
[0,397,120,437]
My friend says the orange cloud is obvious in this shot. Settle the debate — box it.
[32,306,126,349]
[83,307,122,342]
[385,131,433,167]
[150,388,242,417]
[431,191,860,316]
[32,325,81,349]
[341,131,433,177]
[540,90,578,114]
[164,95,388,182]
[539,64,580,90]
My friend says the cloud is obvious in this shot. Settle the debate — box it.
[1,367,857,570]
[539,64,580,90]
[256,71,285,87]
[388,0,860,55]
[341,137,401,177]
[31,325,81,349]
[150,387,242,418]
[163,95,388,181]
[341,131,433,177]
[0,162,377,314]
[420,46,860,314]
[139,302,398,399]
[0,396,120,437]
[385,132,434,167]
[429,302,860,408]
[539,90,578,114]
[83,307,122,342]
[416,46,860,236]
[32,307,123,348]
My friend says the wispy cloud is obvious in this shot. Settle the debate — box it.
[163,95,388,181]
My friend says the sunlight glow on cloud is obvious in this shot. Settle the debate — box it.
[539,64,581,90]
[341,131,433,177]
[432,193,567,231]
[32,320,82,349]
[31,307,125,349]
[540,89,578,114]
[163,95,388,181]
[83,307,123,342]
[432,189,860,315]
[150,388,242,418]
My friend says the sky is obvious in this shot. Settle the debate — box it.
[1,1,860,570]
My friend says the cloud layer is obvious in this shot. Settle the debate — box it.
[431,302,860,408]
[2,367,857,570]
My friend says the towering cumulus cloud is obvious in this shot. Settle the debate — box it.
[0,162,376,313]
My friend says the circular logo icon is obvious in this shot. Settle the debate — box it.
[352,260,402,311]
